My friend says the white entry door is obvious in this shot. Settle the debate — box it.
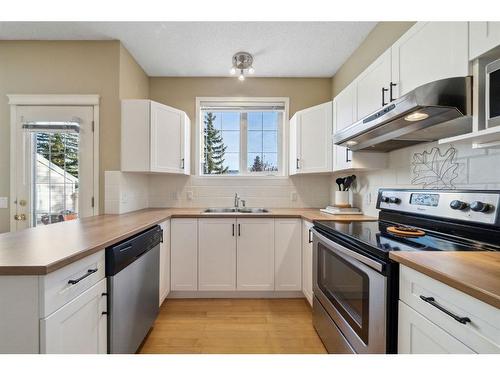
[12,106,96,231]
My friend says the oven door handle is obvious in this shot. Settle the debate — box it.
[311,229,383,272]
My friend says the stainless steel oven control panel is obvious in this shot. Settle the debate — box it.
[376,189,500,226]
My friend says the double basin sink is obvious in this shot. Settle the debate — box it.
[203,207,269,214]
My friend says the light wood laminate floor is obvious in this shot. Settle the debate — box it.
[139,298,327,354]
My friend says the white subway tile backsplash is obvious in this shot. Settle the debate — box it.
[333,141,500,217]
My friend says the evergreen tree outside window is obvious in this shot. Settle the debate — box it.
[200,100,284,176]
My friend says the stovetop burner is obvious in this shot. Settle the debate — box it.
[386,225,426,237]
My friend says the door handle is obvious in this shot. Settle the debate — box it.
[389,82,397,102]
[381,87,389,106]
[419,295,471,325]
[238,223,241,236]
[14,214,26,221]
[346,148,352,163]
[232,223,235,237]
[308,229,313,243]
[296,158,300,170]
[180,158,185,169]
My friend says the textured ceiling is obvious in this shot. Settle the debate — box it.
[0,22,377,77]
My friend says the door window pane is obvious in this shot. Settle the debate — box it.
[33,131,79,226]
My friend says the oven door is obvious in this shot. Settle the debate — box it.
[312,228,387,354]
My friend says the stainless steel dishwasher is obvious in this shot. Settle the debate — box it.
[105,225,162,354]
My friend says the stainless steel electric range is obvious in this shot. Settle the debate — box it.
[312,189,500,354]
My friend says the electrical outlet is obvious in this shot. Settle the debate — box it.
[290,191,298,202]
[186,191,193,200]
[0,197,8,209]
[172,191,179,200]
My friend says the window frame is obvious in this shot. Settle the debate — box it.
[195,97,289,178]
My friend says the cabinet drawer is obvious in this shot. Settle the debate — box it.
[400,265,500,353]
[398,301,475,354]
[40,250,105,317]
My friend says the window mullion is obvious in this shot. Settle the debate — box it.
[240,112,248,176]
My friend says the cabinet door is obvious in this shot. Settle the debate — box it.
[40,279,107,354]
[159,220,170,305]
[391,22,469,98]
[289,114,299,175]
[470,22,500,60]
[171,219,198,291]
[181,113,191,175]
[333,85,356,171]
[237,218,275,291]
[298,102,333,173]
[398,301,475,354]
[302,220,314,306]
[150,101,183,173]
[198,219,237,291]
[356,49,392,119]
[275,219,302,291]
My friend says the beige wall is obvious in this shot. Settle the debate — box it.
[331,21,415,97]
[149,77,332,121]
[119,44,149,99]
[0,41,149,233]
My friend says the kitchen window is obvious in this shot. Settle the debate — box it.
[197,98,288,176]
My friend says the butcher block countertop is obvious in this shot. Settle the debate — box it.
[0,208,376,276]
[390,252,500,309]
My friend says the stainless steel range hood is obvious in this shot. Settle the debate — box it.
[333,77,473,152]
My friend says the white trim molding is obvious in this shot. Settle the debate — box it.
[7,94,100,106]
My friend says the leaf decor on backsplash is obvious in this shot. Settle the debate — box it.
[411,146,459,189]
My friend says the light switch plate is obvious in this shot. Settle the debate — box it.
[290,191,298,202]
[186,191,193,200]
[0,197,8,209]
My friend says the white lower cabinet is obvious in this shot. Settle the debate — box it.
[171,218,304,293]
[274,219,302,291]
[159,220,170,305]
[40,278,107,354]
[398,301,475,354]
[171,219,198,291]
[302,220,314,306]
[198,218,237,291]
[237,218,275,291]
[398,265,500,353]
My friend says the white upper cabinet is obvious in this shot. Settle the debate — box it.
[332,84,388,172]
[356,49,392,119]
[391,22,469,98]
[198,218,237,291]
[469,22,500,60]
[121,99,190,175]
[289,101,332,175]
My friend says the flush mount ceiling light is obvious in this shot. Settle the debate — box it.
[230,51,255,81]
[404,112,429,122]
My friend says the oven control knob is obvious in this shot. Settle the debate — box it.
[381,196,390,203]
[470,201,491,213]
[450,200,468,210]
[388,197,400,204]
